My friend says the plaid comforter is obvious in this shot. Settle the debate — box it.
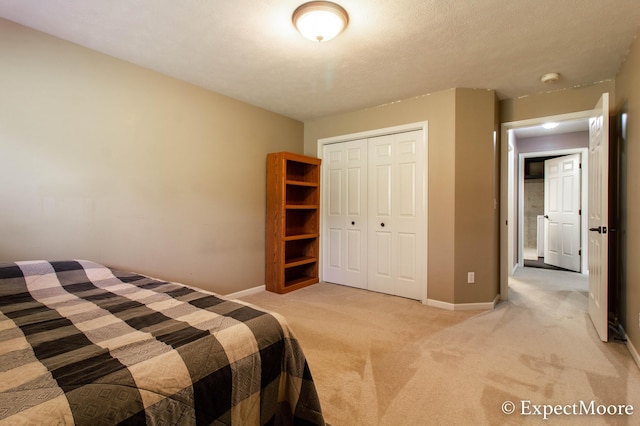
[0,260,324,425]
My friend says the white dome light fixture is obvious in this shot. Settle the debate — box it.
[293,1,349,42]
[542,122,560,129]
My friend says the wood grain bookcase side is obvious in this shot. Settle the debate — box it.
[266,152,321,293]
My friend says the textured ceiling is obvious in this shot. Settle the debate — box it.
[1,0,638,121]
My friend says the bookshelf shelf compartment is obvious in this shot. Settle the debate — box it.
[266,152,321,294]
[285,209,318,237]
[286,184,318,206]
[284,264,318,289]
[285,161,319,184]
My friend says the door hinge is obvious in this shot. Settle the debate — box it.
[579,209,581,215]
[579,163,582,169]
[579,249,582,256]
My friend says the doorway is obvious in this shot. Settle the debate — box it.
[519,149,588,273]
[501,111,593,300]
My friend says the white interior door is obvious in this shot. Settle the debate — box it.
[588,93,609,342]
[322,140,367,288]
[368,131,424,300]
[543,154,581,271]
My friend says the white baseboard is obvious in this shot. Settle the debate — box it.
[426,299,456,310]
[426,294,500,311]
[624,329,640,370]
[225,285,265,299]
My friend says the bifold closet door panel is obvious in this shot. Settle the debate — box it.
[322,139,368,288]
[368,131,424,300]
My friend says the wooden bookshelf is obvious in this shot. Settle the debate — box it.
[266,152,321,293]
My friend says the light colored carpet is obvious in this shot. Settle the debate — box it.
[241,268,640,425]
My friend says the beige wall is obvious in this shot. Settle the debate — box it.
[615,34,640,356]
[454,89,500,304]
[0,19,303,295]
[304,88,499,305]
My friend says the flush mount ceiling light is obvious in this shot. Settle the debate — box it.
[293,1,349,42]
[541,72,561,84]
[542,122,560,129]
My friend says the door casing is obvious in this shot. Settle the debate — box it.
[517,148,588,273]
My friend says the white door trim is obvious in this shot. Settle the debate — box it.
[316,121,429,303]
[501,110,594,301]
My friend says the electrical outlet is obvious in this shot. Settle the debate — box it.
[467,272,475,284]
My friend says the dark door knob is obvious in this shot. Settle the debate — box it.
[381,223,385,227]
[589,226,608,234]
[351,221,355,225]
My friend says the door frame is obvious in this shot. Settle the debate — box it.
[316,121,429,303]
[501,110,593,300]
[518,148,588,273]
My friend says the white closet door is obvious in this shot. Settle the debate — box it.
[368,130,424,300]
[322,140,368,288]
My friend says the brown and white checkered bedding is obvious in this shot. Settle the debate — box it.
[0,260,325,425]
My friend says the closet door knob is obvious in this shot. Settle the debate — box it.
[351,221,355,225]
[381,223,385,227]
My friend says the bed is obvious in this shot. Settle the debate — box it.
[0,260,325,425]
